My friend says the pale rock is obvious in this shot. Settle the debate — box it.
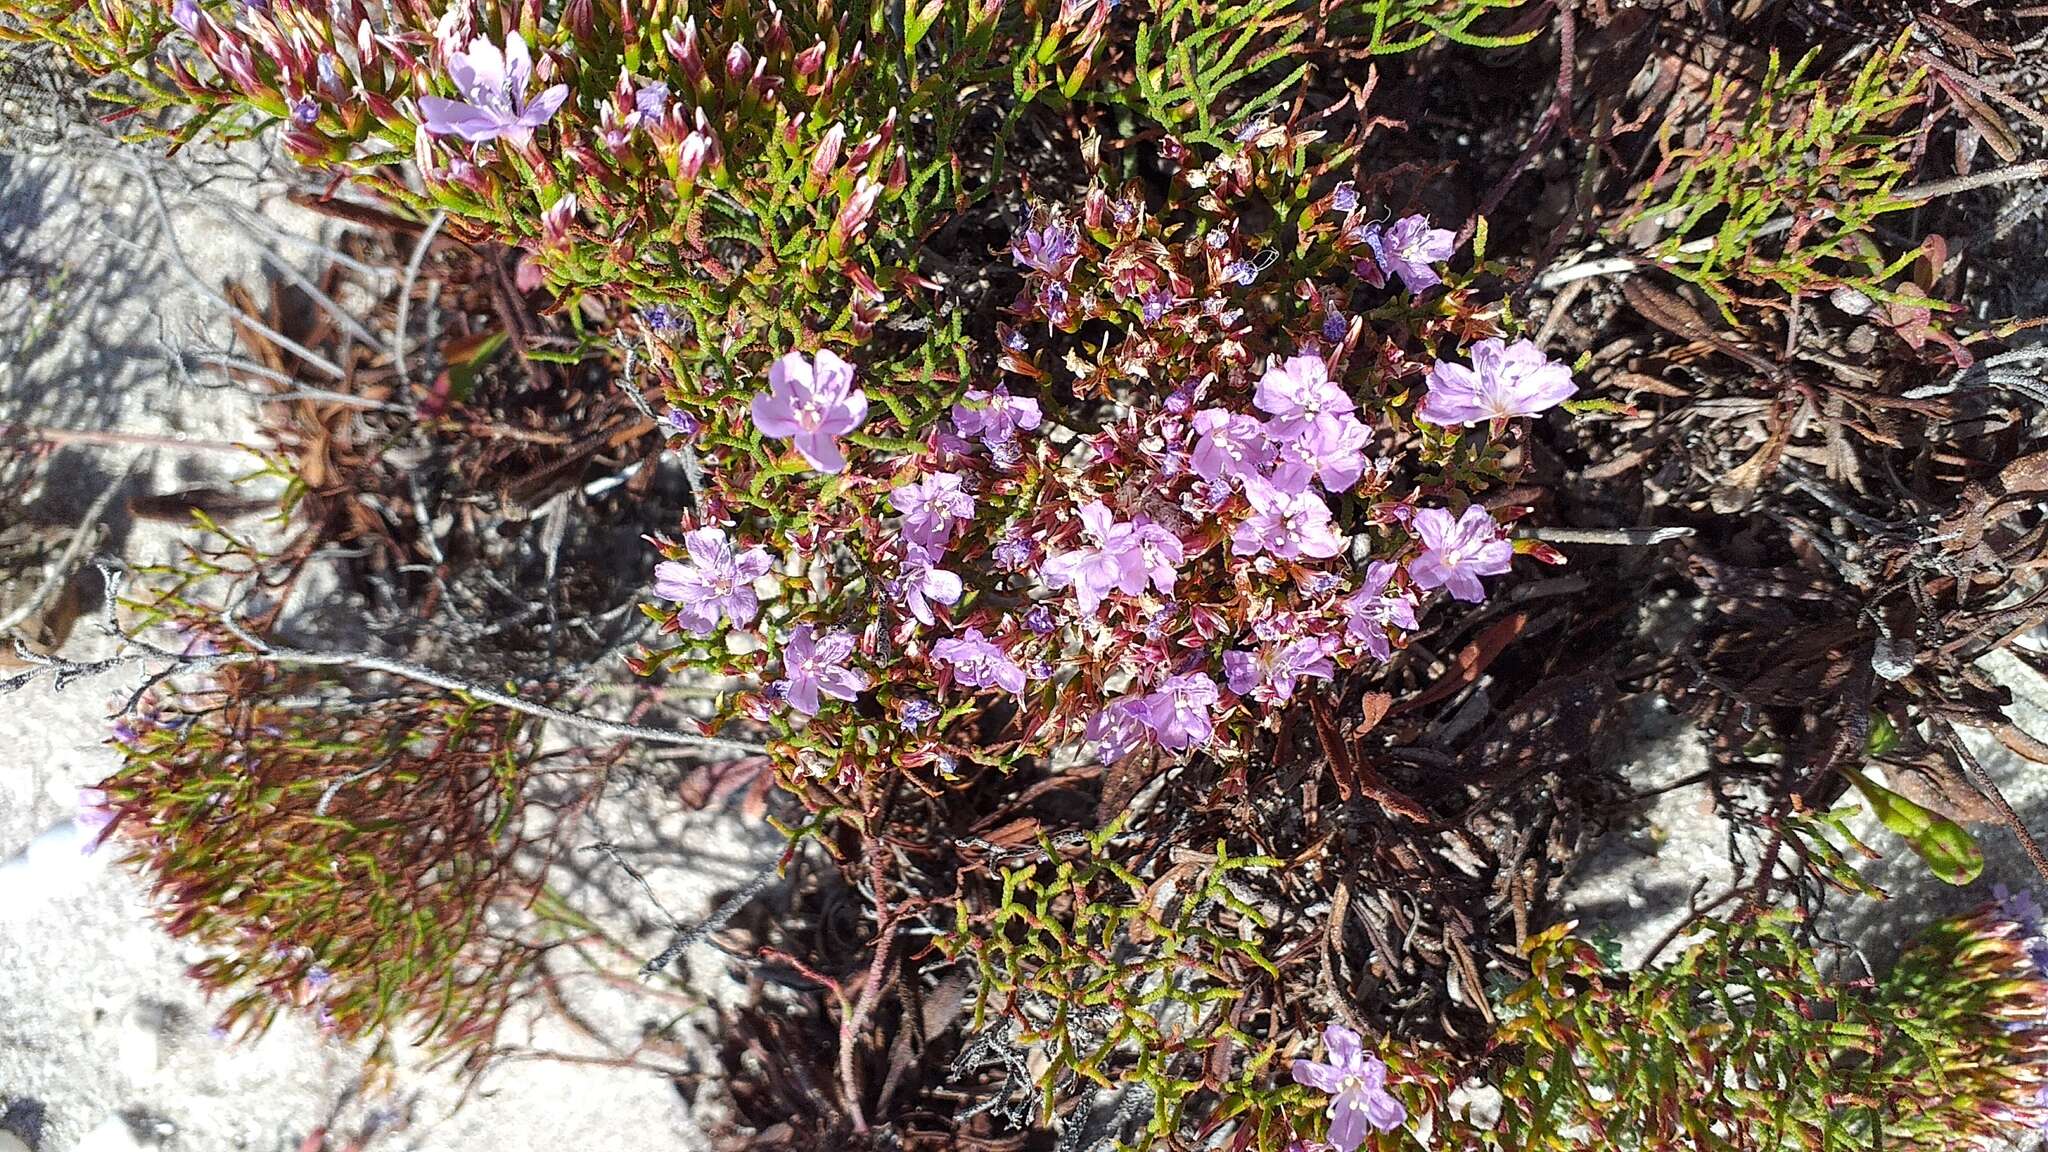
[73,1117,150,1152]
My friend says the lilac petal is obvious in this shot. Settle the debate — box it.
[520,83,569,128]
[1292,1058,1348,1093]
[1325,1095,1370,1152]
[750,391,801,438]
[501,31,532,90]
[793,431,847,473]
[1323,1024,1363,1066]
[1363,1088,1407,1132]
[820,388,868,437]
[784,677,821,716]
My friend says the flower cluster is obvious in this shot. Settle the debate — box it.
[639,127,1580,791]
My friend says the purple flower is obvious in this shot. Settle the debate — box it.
[1268,413,1371,494]
[894,550,963,626]
[1042,502,1182,615]
[951,385,1043,447]
[750,349,867,473]
[418,33,569,147]
[899,698,941,729]
[643,304,682,332]
[1417,337,1577,426]
[1141,673,1218,751]
[1223,635,1335,704]
[1331,181,1359,213]
[171,0,201,34]
[290,95,319,126]
[1321,310,1349,343]
[1374,214,1457,294]
[932,628,1028,694]
[890,472,975,549]
[1254,353,1353,440]
[1141,286,1175,324]
[1291,1025,1407,1151]
[662,407,699,436]
[1190,408,1272,486]
[1408,505,1514,602]
[775,625,868,716]
[1012,216,1079,277]
[1085,696,1154,762]
[992,533,1035,571]
[653,528,773,635]
[75,787,116,853]
[635,80,669,118]
[1024,605,1056,635]
[1039,281,1073,325]
[1343,561,1420,661]
[1231,480,1346,561]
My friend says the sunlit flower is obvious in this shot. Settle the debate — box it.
[775,625,868,716]
[1291,1024,1407,1152]
[1231,480,1345,560]
[1268,412,1371,494]
[1343,561,1420,661]
[1190,408,1272,486]
[1254,353,1353,440]
[419,33,569,146]
[750,349,867,473]
[1043,502,1181,615]
[951,385,1043,447]
[1409,505,1513,602]
[1223,635,1335,704]
[1084,696,1153,762]
[933,627,1030,694]
[894,549,963,626]
[890,472,975,549]
[1418,337,1577,426]
[1374,214,1457,294]
[1012,215,1080,277]
[653,528,773,635]
[1141,672,1218,751]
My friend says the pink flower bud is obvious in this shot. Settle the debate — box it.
[833,177,883,245]
[540,193,577,249]
[677,131,712,184]
[809,123,844,184]
[794,39,826,75]
[724,41,751,80]
[666,17,704,84]
[885,150,907,194]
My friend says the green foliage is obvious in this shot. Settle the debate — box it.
[1484,910,2048,1152]
[1125,0,1311,146]
[1842,765,1984,885]
[1352,0,1539,55]
[1613,31,1933,317]
[937,816,1296,1146]
[103,673,547,1058]
[1620,31,1932,319]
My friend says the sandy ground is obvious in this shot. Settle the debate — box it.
[5,132,2047,1152]
[0,140,778,1152]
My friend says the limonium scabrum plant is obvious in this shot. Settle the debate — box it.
[636,123,1579,807]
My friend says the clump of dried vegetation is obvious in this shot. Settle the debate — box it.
[5,0,2048,1149]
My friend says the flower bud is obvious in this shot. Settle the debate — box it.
[677,131,712,184]
[725,41,751,80]
[832,176,883,247]
[794,39,826,75]
[809,122,844,184]
[665,17,705,85]
[540,193,577,249]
